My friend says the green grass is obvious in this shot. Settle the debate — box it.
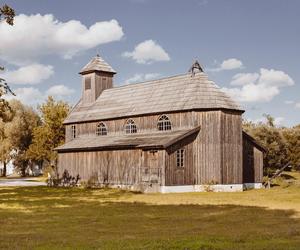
[0,172,300,249]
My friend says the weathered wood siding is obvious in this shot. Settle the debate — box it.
[58,149,165,186]
[62,110,245,186]
[243,136,264,183]
[165,133,198,185]
[220,111,243,184]
[65,112,195,142]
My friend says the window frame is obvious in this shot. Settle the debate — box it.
[125,119,137,134]
[71,125,76,139]
[85,76,91,90]
[96,122,108,136]
[157,114,172,131]
[176,149,184,168]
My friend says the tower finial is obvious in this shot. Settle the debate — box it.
[189,60,204,76]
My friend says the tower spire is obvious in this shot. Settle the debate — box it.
[189,60,204,76]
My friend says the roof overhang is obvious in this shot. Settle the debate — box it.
[242,131,266,153]
[55,126,200,153]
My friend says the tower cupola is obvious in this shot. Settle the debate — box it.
[79,54,116,105]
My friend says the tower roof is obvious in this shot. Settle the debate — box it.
[79,54,116,75]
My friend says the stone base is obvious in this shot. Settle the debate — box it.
[243,183,263,190]
[159,184,244,193]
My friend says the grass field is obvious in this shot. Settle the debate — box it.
[0,172,300,250]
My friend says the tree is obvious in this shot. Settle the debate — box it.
[27,97,70,172]
[243,115,288,175]
[0,4,15,122]
[283,126,300,170]
[0,4,15,25]
[0,100,40,176]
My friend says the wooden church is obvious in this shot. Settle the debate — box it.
[56,55,264,192]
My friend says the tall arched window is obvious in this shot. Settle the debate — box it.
[125,119,137,134]
[96,122,107,136]
[157,115,171,131]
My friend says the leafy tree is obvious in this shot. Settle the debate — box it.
[283,126,300,170]
[0,100,40,176]
[0,4,15,122]
[243,115,288,175]
[0,4,15,25]
[27,97,70,171]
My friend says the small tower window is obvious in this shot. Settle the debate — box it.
[157,115,172,131]
[71,125,76,139]
[125,119,137,134]
[85,77,91,90]
[176,149,184,168]
[96,122,107,136]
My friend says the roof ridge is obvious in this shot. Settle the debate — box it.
[108,72,207,91]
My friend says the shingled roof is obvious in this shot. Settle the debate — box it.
[64,71,243,124]
[55,126,200,152]
[80,55,116,75]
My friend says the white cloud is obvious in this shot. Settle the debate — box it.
[5,87,44,105]
[0,14,124,65]
[46,84,75,97]
[221,58,243,70]
[125,73,160,84]
[0,64,54,84]
[207,58,243,72]
[231,73,259,86]
[295,103,300,109]
[122,40,170,64]
[5,84,75,106]
[285,100,294,105]
[223,68,294,103]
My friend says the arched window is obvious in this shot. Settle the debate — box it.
[125,119,137,134]
[71,125,76,139]
[157,115,171,131]
[96,122,107,136]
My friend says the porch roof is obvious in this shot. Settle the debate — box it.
[55,126,200,152]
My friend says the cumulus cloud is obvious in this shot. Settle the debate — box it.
[231,73,259,86]
[5,84,75,106]
[122,40,170,64]
[223,68,294,103]
[0,14,124,65]
[5,87,44,105]
[285,100,294,105]
[124,73,160,84]
[46,84,75,97]
[0,64,54,84]
[207,58,243,72]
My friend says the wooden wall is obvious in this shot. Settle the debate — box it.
[243,135,264,183]
[62,110,245,187]
[65,111,195,142]
[58,149,165,186]
[165,132,198,186]
[220,111,243,184]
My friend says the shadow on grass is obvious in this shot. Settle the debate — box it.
[0,187,299,249]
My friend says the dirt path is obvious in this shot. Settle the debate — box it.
[0,178,46,187]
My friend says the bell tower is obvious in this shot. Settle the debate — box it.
[79,54,116,105]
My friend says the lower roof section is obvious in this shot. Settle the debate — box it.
[55,126,200,152]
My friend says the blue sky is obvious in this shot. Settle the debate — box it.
[1,0,299,126]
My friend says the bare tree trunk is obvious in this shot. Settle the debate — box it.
[2,162,6,177]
